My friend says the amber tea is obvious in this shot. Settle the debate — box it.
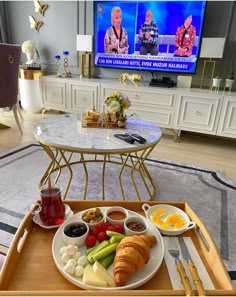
[39,185,65,226]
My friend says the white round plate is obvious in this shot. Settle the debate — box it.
[33,204,73,229]
[52,207,164,290]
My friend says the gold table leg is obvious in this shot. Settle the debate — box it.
[37,141,159,201]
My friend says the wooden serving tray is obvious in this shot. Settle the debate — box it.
[0,201,235,296]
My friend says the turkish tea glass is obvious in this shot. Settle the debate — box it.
[35,184,65,226]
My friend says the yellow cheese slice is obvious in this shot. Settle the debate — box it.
[82,264,107,287]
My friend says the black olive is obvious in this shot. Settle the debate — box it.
[64,223,87,237]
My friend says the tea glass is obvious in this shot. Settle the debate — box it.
[33,184,65,226]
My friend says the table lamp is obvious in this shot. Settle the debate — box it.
[76,35,93,78]
[199,38,225,89]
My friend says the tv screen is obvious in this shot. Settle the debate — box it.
[94,0,206,74]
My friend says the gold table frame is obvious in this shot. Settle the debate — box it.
[37,140,160,201]
[33,115,162,201]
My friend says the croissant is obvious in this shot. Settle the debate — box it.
[113,235,157,286]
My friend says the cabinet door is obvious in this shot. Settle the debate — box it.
[175,94,221,134]
[217,95,236,138]
[100,84,176,127]
[41,79,67,111]
[68,82,99,113]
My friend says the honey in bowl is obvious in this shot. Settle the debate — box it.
[108,211,126,221]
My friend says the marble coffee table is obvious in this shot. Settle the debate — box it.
[33,114,162,200]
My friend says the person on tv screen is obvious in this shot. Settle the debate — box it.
[104,7,129,54]
[138,10,158,56]
[174,15,196,57]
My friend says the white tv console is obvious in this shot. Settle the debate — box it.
[39,75,236,140]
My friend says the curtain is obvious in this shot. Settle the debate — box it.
[0,2,10,43]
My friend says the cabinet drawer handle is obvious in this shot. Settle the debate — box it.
[134,94,140,99]
[195,111,201,116]
[82,97,87,102]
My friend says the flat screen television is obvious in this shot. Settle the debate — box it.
[94,0,207,74]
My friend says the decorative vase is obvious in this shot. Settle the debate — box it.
[54,55,62,77]
[225,79,234,88]
[26,52,34,65]
[224,79,234,94]
[211,78,221,94]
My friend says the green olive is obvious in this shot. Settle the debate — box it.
[97,215,103,222]
[86,211,95,220]
[94,208,101,217]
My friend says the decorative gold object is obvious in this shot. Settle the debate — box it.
[34,0,48,16]
[82,106,100,128]
[82,106,127,128]
[62,51,72,78]
[54,55,61,77]
[29,16,43,33]
[119,73,143,86]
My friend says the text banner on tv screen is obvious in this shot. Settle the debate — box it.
[94,0,206,74]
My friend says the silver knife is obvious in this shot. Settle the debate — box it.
[179,237,206,296]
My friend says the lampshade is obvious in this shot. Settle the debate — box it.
[200,38,225,58]
[76,35,93,52]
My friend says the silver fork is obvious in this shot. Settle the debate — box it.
[168,237,194,296]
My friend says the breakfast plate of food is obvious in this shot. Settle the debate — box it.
[52,206,164,290]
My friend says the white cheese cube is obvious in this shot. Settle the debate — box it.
[60,246,67,255]
[77,255,87,266]
[67,258,77,266]
[65,245,77,256]
[75,265,84,277]
[73,251,82,260]
[64,262,76,275]
[61,253,71,264]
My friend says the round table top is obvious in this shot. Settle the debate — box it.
[33,114,162,153]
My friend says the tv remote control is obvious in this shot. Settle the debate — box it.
[125,133,146,144]
[114,134,135,144]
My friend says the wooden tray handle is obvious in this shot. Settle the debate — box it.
[17,228,29,253]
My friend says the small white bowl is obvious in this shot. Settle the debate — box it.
[81,207,104,228]
[142,203,196,236]
[124,216,148,236]
[62,221,89,247]
[105,206,128,226]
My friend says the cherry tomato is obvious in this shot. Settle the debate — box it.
[85,235,97,248]
[104,222,112,228]
[114,224,124,234]
[97,231,109,242]
[96,222,107,232]
[107,225,116,232]
[89,226,99,238]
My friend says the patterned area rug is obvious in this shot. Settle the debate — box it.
[0,142,235,280]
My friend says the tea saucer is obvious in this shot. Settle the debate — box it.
[33,204,73,229]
